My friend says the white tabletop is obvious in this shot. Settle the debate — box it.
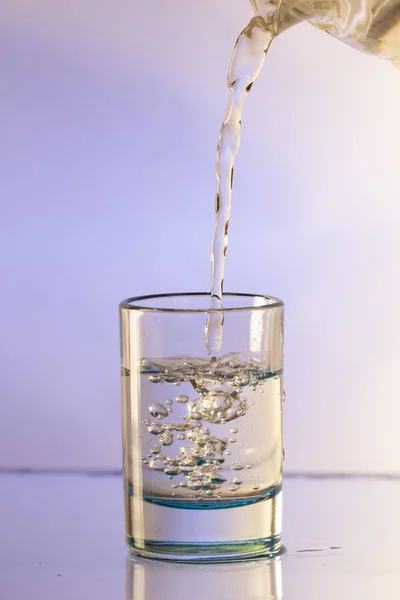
[1,472,399,599]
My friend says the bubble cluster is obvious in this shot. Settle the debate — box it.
[160,432,174,446]
[141,353,265,497]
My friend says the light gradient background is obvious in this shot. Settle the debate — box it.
[1,0,400,474]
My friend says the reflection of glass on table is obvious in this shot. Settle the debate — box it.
[125,554,283,600]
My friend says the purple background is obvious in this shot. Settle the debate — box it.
[1,0,400,473]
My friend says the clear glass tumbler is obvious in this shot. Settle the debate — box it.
[119,293,284,562]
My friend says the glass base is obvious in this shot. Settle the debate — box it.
[127,537,285,563]
[125,489,283,563]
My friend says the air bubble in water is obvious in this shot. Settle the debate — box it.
[151,445,161,455]
[232,374,250,387]
[245,464,252,469]
[253,485,260,491]
[208,474,227,485]
[149,458,165,471]
[232,477,243,486]
[147,422,163,435]
[149,403,168,419]
[205,436,228,454]
[229,438,237,444]
[166,399,173,406]
[231,463,244,471]
[148,375,162,383]
[184,405,203,421]
[224,402,247,422]
[187,470,203,481]
[176,394,189,404]
[230,428,238,434]
[180,447,201,459]
[188,481,202,491]
[169,422,190,433]
[160,432,174,446]
[177,433,186,441]
[164,467,180,476]
[187,427,210,444]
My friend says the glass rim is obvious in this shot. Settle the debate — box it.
[119,292,284,314]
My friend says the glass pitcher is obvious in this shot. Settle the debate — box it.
[250,0,400,66]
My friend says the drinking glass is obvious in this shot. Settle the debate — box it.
[119,293,284,562]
